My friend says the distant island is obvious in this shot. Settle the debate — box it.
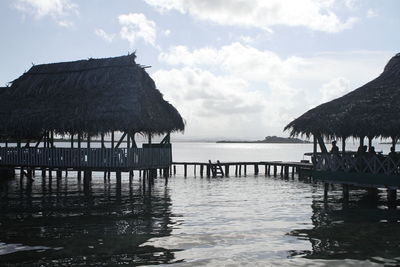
[216,136,310,144]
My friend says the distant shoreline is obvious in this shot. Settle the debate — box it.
[217,136,310,144]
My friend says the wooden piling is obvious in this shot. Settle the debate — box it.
[343,184,349,202]
[324,183,329,202]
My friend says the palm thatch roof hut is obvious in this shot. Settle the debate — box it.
[285,53,400,141]
[1,53,184,139]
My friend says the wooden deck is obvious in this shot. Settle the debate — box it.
[313,153,400,188]
[172,160,313,178]
[0,147,172,171]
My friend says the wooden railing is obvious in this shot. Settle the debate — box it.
[0,147,172,169]
[314,154,400,175]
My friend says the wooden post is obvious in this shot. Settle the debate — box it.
[313,134,317,156]
[368,136,373,149]
[343,184,349,202]
[392,136,397,150]
[254,164,259,175]
[111,132,114,149]
[235,165,238,176]
[174,165,176,175]
[239,164,242,176]
[51,131,54,148]
[316,134,328,154]
[273,165,277,177]
[206,164,211,177]
[244,164,247,176]
[70,134,74,148]
[148,133,152,144]
[324,183,329,202]
[342,137,346,156]
[225,165,229,177]
[127,132,130,149]
[388,189,397,208]
[360,136,365,147]
[200,164,204,177]
[101,133,105,149]
[184,164,187,177]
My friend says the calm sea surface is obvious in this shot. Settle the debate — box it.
[1,142,399,266]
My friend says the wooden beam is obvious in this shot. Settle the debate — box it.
[51,131,54,148]
[313,135,318,155]
[160,133,171,144]
[368,136,373,148]
[70,134,74,148]
[101,133,105,149]
[127,132,131,148]
[130,132,137,148]
[148,133,152,144]
[34,135,43,148]
[87,135,91,149]
[392,136,397,150]
[115,133,127,149]
[111,132,115,149]
[77,133,81,149]
[342,137,346,156]
[316,134,328,154]
[360,136,365,147]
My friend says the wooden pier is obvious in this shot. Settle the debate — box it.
[172,160,313,178]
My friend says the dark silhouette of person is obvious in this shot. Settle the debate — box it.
[368,146,376,157]
[330,141,339,154]
[389,146,397,159]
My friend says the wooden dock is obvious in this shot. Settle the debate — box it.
[172,160,313,178]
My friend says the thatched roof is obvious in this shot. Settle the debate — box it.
[1,54,184,138]
[285,53,400,139]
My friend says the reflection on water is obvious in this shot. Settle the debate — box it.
[0,173,180,266]
[1,170,400,266]
[289,187,400,266]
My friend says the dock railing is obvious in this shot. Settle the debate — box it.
[0,147,172,170]
[314,153,400,175]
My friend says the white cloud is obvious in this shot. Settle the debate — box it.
[144,0,359,33]
[152,67,266,137]
[366,8,378,18]
[164,29,171,36]
[118,13,157,47]
[13,0,78,26]
[156,44,392,138]
[320,77,351,102]
[95,28,115,43]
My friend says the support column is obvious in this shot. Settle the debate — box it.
[388,189,397,208]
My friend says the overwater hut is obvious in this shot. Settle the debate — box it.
[0,54,184,181]
[285,53,400,194]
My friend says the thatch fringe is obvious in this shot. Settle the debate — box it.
[285,53,400,139]
[0,54,184,139]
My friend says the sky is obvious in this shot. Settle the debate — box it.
[0,0,399,140]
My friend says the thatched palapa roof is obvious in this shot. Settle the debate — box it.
[1,54,184,138]
[285,53,400,139]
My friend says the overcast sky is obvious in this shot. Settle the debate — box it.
[1,0,399,140]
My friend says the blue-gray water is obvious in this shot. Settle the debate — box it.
[1,142,399,266]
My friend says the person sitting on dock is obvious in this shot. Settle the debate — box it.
[330,141,339,155]
[389,146,397,159]
[368,146,377,157]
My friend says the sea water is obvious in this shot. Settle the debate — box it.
[0,142,399,266]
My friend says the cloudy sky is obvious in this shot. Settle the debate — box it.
[1,0,399,140]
